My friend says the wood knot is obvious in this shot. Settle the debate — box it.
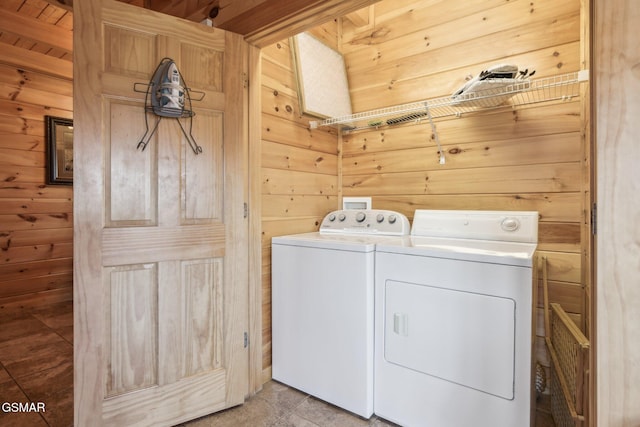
[371,28,390,39]
[18,214,37,223]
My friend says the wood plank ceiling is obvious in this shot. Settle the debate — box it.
[25,0,380,47]
[0,0,73,65]
[0,0,377,76]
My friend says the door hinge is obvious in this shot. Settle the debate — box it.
[244,202,248,218]
[591,203,597,235]
[243,72,249,89]
[244,332,249,348]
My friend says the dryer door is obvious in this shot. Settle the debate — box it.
[383,279,516,400]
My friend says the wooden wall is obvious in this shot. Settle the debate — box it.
[0,6,74,308]
[260,23,340,377]
[339,0,588,390]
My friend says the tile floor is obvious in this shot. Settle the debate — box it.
[0,301,73,427]
[180,380,399,427]
[0,302,555,427]
[182,380,555,427]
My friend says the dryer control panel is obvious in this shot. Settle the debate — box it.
[319,209,410,236]
[411,210,538,243]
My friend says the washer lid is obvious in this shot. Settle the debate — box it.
[272,232,394,252]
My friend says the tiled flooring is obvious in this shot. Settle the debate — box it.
[180,381,399,427]
[0,302,555,427]
[183,381,555,427]
[0,301,73,427]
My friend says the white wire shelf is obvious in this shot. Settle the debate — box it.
[310,70,589,133]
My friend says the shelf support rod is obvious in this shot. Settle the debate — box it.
[425,102,445,165]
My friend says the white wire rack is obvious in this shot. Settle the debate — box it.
[310,70,589,133]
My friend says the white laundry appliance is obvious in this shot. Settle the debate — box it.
[271,209,410,418]
[374,210,538,427]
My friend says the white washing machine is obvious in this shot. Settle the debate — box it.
[374,210,538,427]
[271,209,410,418]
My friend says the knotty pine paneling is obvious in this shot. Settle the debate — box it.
[262,113,337,153]
[0,184,72,200]
[0,47,73,307]
[372,193,582,222]
[339,0,590,391]
[343,132,581,174]
[262,195,338,219]
[262,140,339,174]
[1,242,73,264]
[0,274,73,302]
[343,0,581,110]
[263,168,338,195]
[343,102,582,154]
[260,23,340,375]
[342,163,582,195]
[0,257,73,284]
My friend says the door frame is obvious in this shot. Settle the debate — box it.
[247,44,263,393]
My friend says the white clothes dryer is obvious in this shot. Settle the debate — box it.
[374,210,538,427]
[271,209,410,418]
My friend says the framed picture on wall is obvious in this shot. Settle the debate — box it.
[45,115,74,185]
[290,32,352,120]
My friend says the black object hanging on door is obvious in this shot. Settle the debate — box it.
[134,57,205,155]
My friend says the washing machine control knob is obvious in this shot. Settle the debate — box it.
[501,217,520,232]
[338,213,346,222]
[388,214,397,224]
[328,213,336,222]
[376,214,385,223]
[355,212,366,222]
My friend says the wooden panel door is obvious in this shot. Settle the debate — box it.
[73,1,249,425]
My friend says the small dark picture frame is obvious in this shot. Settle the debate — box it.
[45,115,73,185]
